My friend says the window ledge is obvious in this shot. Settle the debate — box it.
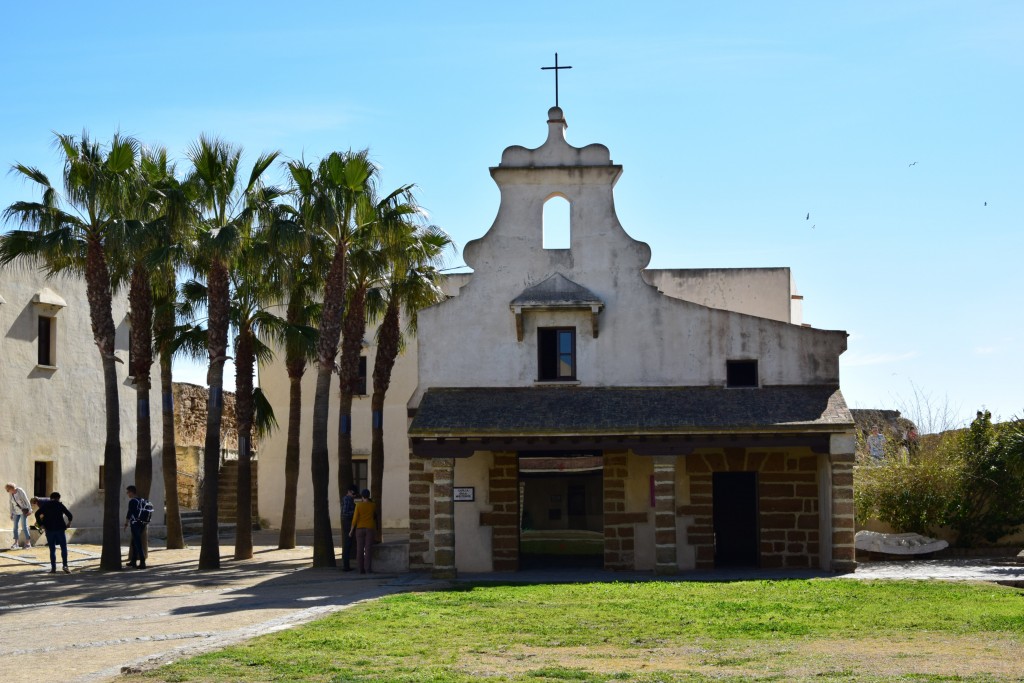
[35,364,58,371]
[534,380,581,386]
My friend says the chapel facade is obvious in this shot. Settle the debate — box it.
[405,107,857,576]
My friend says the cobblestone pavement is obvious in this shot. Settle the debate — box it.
[1,541,1020,683]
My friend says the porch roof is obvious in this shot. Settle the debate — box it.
[409,385,853,439]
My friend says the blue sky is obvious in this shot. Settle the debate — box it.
[2,1,1021,429]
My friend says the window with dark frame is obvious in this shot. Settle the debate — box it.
[726,359,759,388]
[353,459,368,492]
[38,315,54,365]
[538,327,576,381]
[98,465,105,491]
[356,356,367,396]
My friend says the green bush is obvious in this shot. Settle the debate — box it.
[855,410,1024,546]
[945,411,1024,546]
[854,439,957,535]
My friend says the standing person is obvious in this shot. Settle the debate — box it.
[124,485,147,569]
[33,493,72,574]
[6,482,32,549]
[867,426,886,462]
[340,484,358,572]
[349,489,377,574]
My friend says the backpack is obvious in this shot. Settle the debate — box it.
[136,498,154,526]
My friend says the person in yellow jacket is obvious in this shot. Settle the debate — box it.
[349,489,377,573]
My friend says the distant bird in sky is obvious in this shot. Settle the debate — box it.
[908,161,917,167]
[811,224,816,229]
[805,213,810,220]
[984,201,987,206]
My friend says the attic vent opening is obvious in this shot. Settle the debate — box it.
[542,195,570,249]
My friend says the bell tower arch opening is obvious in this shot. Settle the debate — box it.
[542,194,571,250]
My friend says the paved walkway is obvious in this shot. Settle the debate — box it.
[0,543,437,683]
[1,542,1021,683]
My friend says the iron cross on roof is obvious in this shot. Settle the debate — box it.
[541,52,572,107]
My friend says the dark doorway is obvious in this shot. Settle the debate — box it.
[519,454,603,569]
[712,471,759,568]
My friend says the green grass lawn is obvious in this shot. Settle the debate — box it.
[142,580,1024,682]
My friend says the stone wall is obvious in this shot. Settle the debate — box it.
[681,449,821,570]
[173,382,239,450]
[172,382,249,510]
[603,452,644,570]
[408,457,433,571]
[480,451,519,571]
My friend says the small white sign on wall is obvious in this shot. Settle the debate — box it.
[453,486,475,502]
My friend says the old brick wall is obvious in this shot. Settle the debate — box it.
[408,457,433,571]
[172,383,249,511]
[603,452,646,570]
[479,451,519,571]
[680,449,820,570]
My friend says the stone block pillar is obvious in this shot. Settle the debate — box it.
[829,434,857,573]
[408,457,433,572]
[432,458,456,579]
[486,452,519,571]
[652,456,678,575]
[604,452,643,570]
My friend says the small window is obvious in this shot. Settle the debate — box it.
[38,315,56,366]
[542,195,570,249]
[538,327,576,381]
[34,461,53,498]
[356,356,367,396]
[727,360,759,388]
[98,465,105,491]
[353,459,369,492]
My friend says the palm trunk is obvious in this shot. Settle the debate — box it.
[199,258,229,570]
[128,264,154,562]
[279,372,302,549]
[279,292,305,550]
[370,301,401,543]
[309,240,348,567]
[337,285,366,511]
[85,237,123,571]
[158,310,184,549]
[234,323,255,560]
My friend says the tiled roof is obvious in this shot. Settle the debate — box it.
[409,385,853,437]
[510,273,603,308]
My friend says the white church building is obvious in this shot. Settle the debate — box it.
[259,106,857,576]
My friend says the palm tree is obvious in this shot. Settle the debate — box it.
[370,221,452,540]
[0,131,140,570]
[304,150,376,567]
[336,217,387,512]
[271,162,326,549]
[185,136,279,570]
[143,150,199,550]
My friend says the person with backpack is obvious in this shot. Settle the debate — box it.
[124,485,148,569]
[33,492,72,573]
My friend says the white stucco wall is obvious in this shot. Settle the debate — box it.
[412,107,846,405]
[643,267,799,324]
[257,275,471,532]
[0,269,164,542]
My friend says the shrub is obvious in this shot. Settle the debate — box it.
[945,411,1024,546]
[855,410,1024,546]
[854,438,957,535]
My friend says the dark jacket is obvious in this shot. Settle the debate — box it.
[35,500,72,531]
[126,496,143,525]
